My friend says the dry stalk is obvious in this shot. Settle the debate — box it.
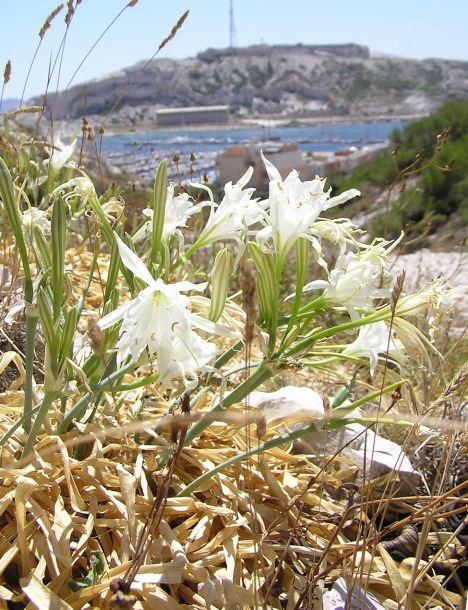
[108,392,193,608]
[3,60,11,85]
[424,361,468,415]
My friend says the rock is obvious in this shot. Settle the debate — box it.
[250,385,420,491]
[249,385,325,426]
[297,422,420,490]
[322,577,386,610]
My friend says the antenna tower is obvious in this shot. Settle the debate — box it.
[229,0,236,48]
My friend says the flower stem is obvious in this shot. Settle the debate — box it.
[0,157,36,431]
[21,391,60,459]
[23,313,38,432]
[178,420,320,497]
[183,360,276,448]
[178,379,408,496]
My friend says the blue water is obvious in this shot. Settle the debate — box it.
[97,119,409,182]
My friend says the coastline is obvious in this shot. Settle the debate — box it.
[54,112,424,138]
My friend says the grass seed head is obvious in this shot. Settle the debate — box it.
[39,4,64,39]
[3,60,11,85]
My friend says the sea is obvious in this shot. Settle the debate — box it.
[96,118,410,184]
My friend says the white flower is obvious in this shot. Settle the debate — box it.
[98,235,235,389]
[21,207,50,241]
[47,135,77,170]
[301,250,390,319]
[53,173,95,202]
[140,183,203,243]
[188,166,260,252]
[101,197,125,222]
[342,321,403,376]
[393,277,465,318]
[256,153,360,254]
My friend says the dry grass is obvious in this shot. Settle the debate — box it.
[0,395,468,609]
[0,246,466,609]
[0,403,467,609]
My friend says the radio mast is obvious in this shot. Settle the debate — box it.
[229,0,236,48]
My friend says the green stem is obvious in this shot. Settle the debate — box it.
[23,313,38,432]
[55,359,135,433]
[55,391,92,434]
[183,360,276,448]
[0,157,36,431]
[0,403,41,448]
[149,160,167,270]
[178,420,319,497]
[0,157,33,302]
[21,391,60,459]
[213,339,244,369]
[90,370,160,393]
[178,379,408,497]
[277,239,308,356]
[286,311,384,359]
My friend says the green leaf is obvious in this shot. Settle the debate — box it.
[149,159,167,269]
[37,288,58,365]
[248,242,278,348]
[51,196,66,320]
[67,550,106,591]
[59,306,78,365]
[209,248,230,322]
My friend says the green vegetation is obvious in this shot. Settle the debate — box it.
[247,61,274,88]
[335,100,468,240]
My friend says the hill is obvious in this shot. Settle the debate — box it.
[34,44,468,123]
[0,98,20,112]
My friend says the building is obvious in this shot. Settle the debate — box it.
[156,105,229,127]
[216,141,388,188]
[216,142,311,190]
[304,143,388,177]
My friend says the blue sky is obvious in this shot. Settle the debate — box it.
[1,0,467,100]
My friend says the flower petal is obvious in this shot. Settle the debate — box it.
[261,151,282,182]
[115,234,155,286]
[97,301,133,330]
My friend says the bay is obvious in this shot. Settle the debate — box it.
[97,119,409,183]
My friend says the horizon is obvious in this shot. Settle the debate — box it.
[1,0,468,101]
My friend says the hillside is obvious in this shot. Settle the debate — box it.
[332,100,468,246]
[34,44,468,122]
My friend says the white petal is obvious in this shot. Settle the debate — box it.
[115,235,155,286]
[191,314,243,339]
[237,166,254,188]
[188,181,215,202]
[174,281,208,293]
[302,279,330,293]
[98,301,133,330]
[261,151,282,182]
[323,188,361,210]
[255,226,273,251]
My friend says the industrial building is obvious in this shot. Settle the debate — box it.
[156,106,229,127]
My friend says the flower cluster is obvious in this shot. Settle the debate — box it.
[98,236,239,389]
[95,153,463,388]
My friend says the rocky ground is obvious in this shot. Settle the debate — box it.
[390,248,468,334]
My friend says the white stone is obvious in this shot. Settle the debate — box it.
[249,385,325,426]
[250,386,420,490]
[298,423,417,484]
[323,577,386,610]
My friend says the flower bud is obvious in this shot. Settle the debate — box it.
[209,248,231,322]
